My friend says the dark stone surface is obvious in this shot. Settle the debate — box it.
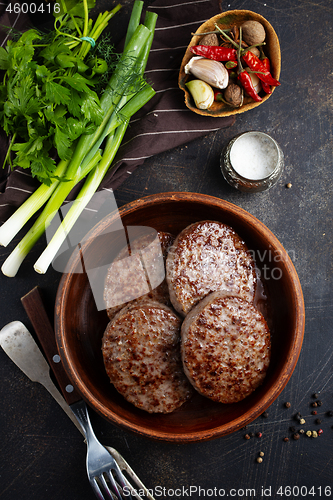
[0,1,332,499]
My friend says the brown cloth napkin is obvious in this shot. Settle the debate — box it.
[0,0,235,222]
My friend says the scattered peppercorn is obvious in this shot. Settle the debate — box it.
[294,412,302,421]
[315,418,322,425]
[317,400,323,406]
[312,430,318,438]
[262,411,269,418]
[259,451,264,457]
[293,433,300,440]
[285,402,291,408]
[299,429,305,434]
[256,432,263,438]
[283,437,289,442]
[249,432,255,438]
[299,418,306,425]
[244,434,251,440]
[318,429,323,436]
[286,182,292,189]
[327,411,333,417]
[306,431,312,437]
[290,426,296,432]
[312,410,317,415]
[313,393,319,399]
[257,457,263,463]
[312,402,318,407]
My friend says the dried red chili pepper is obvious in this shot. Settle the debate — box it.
[242,50,280,87]
[238,70,262,102]
[190,45,237,61]
[260,53,272,94]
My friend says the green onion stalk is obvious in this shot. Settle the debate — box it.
[1,1,157,277]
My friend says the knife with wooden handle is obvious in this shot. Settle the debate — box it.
[0,319,84,435]
[20,286,82,404]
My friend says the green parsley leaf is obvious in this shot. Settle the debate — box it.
[62,73,94,93]
[67,87,84,118]
[35,65,51,80]
[80,91,104,124]
[45,80,71,105]
[39,41,70,64]
[54,125,73,160]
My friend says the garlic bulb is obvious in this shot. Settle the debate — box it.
[185,56,229,90]
[185,79,214,109]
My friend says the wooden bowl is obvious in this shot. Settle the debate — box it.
[178,10,281,117]
[55,193,304,442]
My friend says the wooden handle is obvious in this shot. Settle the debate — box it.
[21,286,81,406]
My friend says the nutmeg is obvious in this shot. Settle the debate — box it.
[241,21,266,46]
[248,46,260,58]
[224,83,243,107]
[199,33,219,46]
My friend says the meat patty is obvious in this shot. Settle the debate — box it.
[181,291,271,404]
[102,300,194,413]
[166,220,257,316]
[104,230,174,320]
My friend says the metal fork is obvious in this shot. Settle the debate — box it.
[71,400,135,500]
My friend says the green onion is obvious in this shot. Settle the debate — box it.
[34,85,155,274]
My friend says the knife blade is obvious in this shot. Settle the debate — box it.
[0,320,84,435]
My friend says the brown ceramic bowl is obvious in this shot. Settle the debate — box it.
[178,10,281,117]
[55,192,304,442]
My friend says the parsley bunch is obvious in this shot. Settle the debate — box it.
[0,0,120,184]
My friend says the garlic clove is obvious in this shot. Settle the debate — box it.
[185,79,214,109]
[185,56,229,90]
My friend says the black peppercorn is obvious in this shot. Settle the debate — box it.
[313,393,319,399]
[315,418,322,425]
[327,411,333,417]
[317,400,323,406]
[249,432,255,438]
[285,402,291,408]
[293,433,300,440]
[262,411,269,418]
[290,426,296,432]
